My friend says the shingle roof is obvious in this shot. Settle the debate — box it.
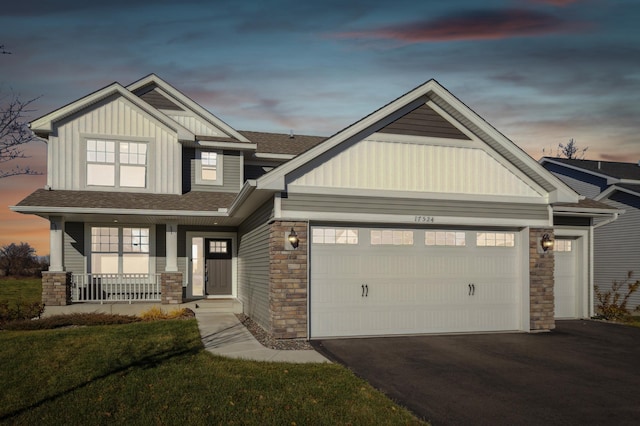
[239,131,326,155]
[16,189,237,212]
[545,157,640,180]
[552,198,618,210]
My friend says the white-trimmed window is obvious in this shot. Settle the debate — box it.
[196,150,223,185]
[555,240,572,252]
[87,140,147,188]
[313,228,358,244]
[476,232,515,247]
[371,230,413,245]
[91,226,150,274]
[425,231,466,247]
[209,240,229,254]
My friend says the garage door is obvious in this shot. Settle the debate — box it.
[310,226,522,338]
[554,238,578,318]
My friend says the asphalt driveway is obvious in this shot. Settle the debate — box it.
[313,320,640,426]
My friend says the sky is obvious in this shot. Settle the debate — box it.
[1,0,639,256]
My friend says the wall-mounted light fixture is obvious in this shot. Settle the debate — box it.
[287,228,299,249]
[540,233,554,252]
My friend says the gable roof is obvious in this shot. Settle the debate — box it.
[30,82,195,141]
[127,74,251,143]
[256,79,580,204]
[541,157,640,181]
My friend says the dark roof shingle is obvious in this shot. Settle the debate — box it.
[546,157,640,180]
[239,131,326,155]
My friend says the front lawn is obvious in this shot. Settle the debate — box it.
[0,319,424,425]
[0,277,41,305]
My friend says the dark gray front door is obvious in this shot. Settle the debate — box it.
[204,238,232,296]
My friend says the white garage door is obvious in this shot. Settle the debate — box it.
[310,226,523,338]
[554,238,578,318]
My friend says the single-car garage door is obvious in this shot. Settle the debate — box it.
[310,226,523,338]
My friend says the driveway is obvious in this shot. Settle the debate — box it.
[313,320,640,426]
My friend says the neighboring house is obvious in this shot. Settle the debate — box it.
[11,75,619,339]
[541,157,640,311]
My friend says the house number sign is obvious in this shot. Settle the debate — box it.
[414,215,435,223]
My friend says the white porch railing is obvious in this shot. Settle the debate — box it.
[71,274,161,303]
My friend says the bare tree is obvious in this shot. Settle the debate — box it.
[0,92,40,178]
[0,242,39,277]
[557,138,588,160]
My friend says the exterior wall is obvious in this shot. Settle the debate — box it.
[42,272,72,306]
[183,148,241,193]
[289,139,542,198]
[530,228,555,331]
[269,221,308,339]
[64,222,85,275]
[594,192,640,310]
[48,95,181,194]
[161,272,183,304]
[237,201,274,330]
[282,193,549,222]
[543,163,607,199]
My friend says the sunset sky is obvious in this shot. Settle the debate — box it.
[1,0,639,255]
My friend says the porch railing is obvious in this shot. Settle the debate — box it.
[71,273,161,303]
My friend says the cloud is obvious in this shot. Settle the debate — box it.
[335,9,585,43]
[527,0,581,6]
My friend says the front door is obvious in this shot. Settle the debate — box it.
[204,238,232,296]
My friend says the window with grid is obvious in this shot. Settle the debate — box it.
[209,240,228,253]
[425,231,466,246]
[555,240,572,252]
[312,228,358,244]
[371,230,414,245]
[476,232,515,247]
[86,140,147,188]
[201,151,218,181]
[91,226,149,274]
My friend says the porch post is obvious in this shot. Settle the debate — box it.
[165,221,178,272]
[49,216,64,272]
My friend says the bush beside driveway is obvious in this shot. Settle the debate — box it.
[314,320,640,426]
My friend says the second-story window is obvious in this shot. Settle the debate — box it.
[87,139,147,188]
[196,149,223,185]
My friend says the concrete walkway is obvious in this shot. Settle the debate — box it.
[196,312,329,363]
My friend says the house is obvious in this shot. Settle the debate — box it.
[11,75,619,339]
[541,157,640,311]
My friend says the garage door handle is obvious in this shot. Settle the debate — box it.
[468,284,472,295]
[472,284,475,295]
[365,284,368,297]
[362,284,365,297]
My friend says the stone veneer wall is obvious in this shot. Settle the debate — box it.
[161,272,183,304]
[41,271,72,306]
[269,221,308,339]
[530,228,555,331]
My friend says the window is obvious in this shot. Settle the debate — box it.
[312,228,358,244]
[196,150,223,185]
[209,240,228,254]
[371,230,413,245]
[91,226,150,274]
[555,240,572,252]
[425,231,466,246]
[476,232,515,247]
[87,139,147,188]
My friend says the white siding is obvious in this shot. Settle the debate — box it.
[49,96,181,194]
[167,113,228,137]
[290,140,542,197]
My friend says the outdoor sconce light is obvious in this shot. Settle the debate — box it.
[287,228,299,249]
[541,233,554,252]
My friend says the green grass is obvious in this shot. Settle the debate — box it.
[0,277,42,304]
[0,319,424,425]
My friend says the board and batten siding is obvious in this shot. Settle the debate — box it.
[167,113,228,137]
[594,191,640,310]
[237,200,274,331]
[48,95,181,194]
[183,148,241,193]
[544,163,607,199]
[289,140,542,198]
[64,222,85,275]
[282,193,549,221]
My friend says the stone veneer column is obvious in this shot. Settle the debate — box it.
[530,228,555,331]
[41,271,72,306]
[161,272,183,304]
[269,221,308,339]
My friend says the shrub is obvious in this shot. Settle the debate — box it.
[0,300,45,325]
[594,271,640,321]
[138,306,195,321]
[1,312,141,330]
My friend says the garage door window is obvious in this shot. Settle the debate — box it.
[425,231,466,246]
[371,230,413,245]
[313,228,358,244]
[555,240,572,252]
[476,232,515,247]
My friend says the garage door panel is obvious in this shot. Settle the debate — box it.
[310,226,521,337]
